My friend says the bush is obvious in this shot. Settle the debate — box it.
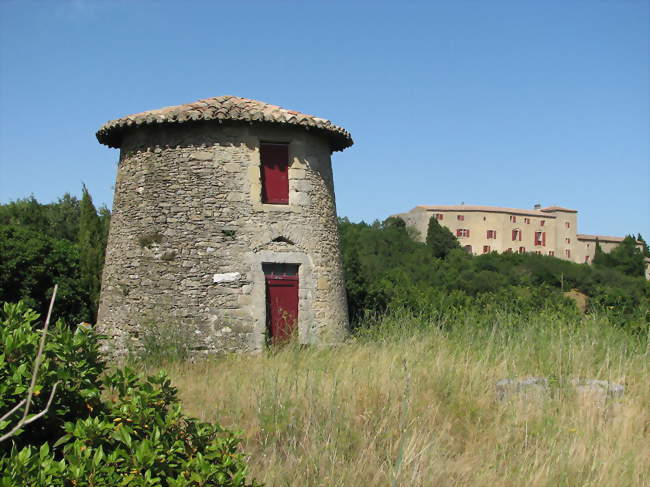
[0,302,259,486]
[0,302,103,453]
[338,218,649,332]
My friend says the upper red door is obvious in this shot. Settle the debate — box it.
[260,144,289,204]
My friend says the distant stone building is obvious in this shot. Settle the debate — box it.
[96,95,353,356]
[395,204,642,265]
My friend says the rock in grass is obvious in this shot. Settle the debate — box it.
[495,377,549,401]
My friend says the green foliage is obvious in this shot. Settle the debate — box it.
[0,302,258,486]
[339,219,649,332]
[425,215,460,258]
[0,189,110,325]
[592,236,646,279]
[0,302,103,453]
[78,185,107,319]
[135,319,195,366]
[0,225,92,323]
[138,231,165,249]
[636,234,650,258]
[0,194,81,242]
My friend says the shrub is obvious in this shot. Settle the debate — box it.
[0,301,103,453]
[0,302,259,486]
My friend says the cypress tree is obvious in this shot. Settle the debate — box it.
[78,185,104,320]
[426,215,460,259]
[636,233,650,258]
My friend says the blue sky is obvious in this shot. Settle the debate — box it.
[1,0,648,238]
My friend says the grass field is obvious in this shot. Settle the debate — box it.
[147,309,649,486]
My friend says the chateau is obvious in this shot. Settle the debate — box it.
[395,204,638,265]
[96,95,352,356]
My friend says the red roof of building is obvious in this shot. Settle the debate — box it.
[415,205,556,218]
[540,206,578,213]
[577,234,629,243]
[97,95,353,151]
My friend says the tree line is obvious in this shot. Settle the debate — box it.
[1,191,648,332]
[0,188,109,324]
[340,215,649,333]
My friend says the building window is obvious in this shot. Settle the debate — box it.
[540,220,545,227]
[524,217,530,224]
[457,215,464,221]
[483,245,490,253]
[549,251,555,256]
[534,231,546,246]
[435,213,444,221]
[456,228,470,238]
[486,230,497,239]
[506,248,512,253]
[512,229,522,241]
[534,251,541,255]
[585,255,590,263]
[565,221,570,229]
[565,237,571,244]
[518,246,526,254]
[260,143,289,204]
[510,215,517,223]
[565,249,571,258]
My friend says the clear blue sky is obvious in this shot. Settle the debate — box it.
[1,0,648,238]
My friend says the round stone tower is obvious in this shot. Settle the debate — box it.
[95,95,353,356]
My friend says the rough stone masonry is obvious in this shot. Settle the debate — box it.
[95,95,354,356]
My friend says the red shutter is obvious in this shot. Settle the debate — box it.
[512,230,516,241]
[456,229,461,237]
[542,232,546,246]
[260,144,289,204]
[467,229,470,237]
[519,231,522,241]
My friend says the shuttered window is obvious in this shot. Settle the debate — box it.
[260,143,289,204]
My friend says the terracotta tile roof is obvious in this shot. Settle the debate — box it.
[577,234,628,243]
[96,95,353,151]
[540,206,578,213]
[415,205,556,218]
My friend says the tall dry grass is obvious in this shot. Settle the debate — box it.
[148,309,649,486]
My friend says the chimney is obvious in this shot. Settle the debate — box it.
[534,203,541,210]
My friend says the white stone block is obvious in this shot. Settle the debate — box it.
[213,272,241,283]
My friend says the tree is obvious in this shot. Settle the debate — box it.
[606,236,645,278]
[592,239,609,267]
[593,235,644,278]
[0,225,90,323]
[426,215,460,259]
[636,233,650,258]
[78,185,104,319]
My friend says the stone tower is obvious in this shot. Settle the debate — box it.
[95,95,353,356]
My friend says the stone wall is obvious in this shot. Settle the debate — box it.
[97,121,349,356]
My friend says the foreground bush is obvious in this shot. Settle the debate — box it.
[0,302,258,486]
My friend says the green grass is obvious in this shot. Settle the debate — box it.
[141,308,649,486]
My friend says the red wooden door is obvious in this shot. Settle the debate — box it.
[265,275,298,343]
[260,144,289,204]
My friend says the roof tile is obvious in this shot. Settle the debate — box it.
[97,95,353,151]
